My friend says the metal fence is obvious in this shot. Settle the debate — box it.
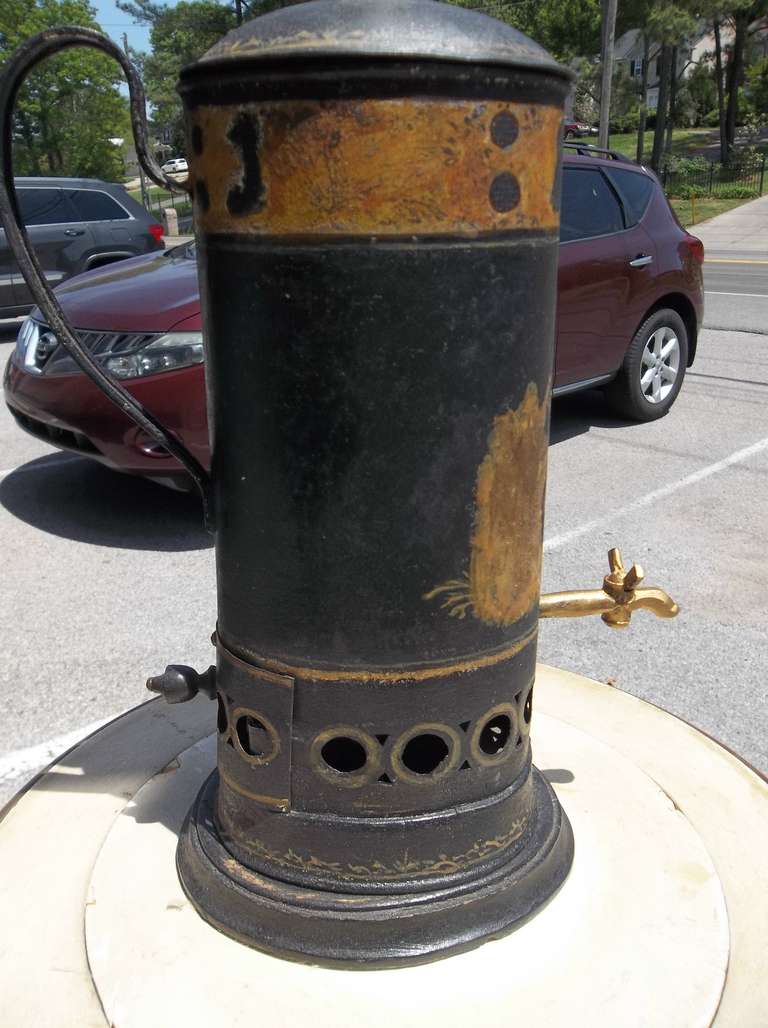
[140,187,192,218]
[661,156,766,197]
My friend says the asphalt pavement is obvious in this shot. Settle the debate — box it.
[1,252,767,807]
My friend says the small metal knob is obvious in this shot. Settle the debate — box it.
[146,664,216,704]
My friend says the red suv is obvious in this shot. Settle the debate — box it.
[4,147,704,489]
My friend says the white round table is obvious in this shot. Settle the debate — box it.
[1,666,766,1027]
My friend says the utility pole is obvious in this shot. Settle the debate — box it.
[598,0,618,150]
[123,32,150,210]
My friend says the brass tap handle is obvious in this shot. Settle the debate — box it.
[539,548,680,629]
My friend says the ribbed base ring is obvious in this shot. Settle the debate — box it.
[176,768,574,968]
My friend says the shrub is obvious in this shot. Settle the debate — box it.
[667,183,700,198]
[664,155,709,175]
[702,109,721,128]
[610,108,640,134]
[715,185,758,199]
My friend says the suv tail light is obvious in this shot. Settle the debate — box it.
[684,234,704,265]
[148,223,164,242]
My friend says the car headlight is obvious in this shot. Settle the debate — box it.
[14,317,38,368]
[103,332,204,379]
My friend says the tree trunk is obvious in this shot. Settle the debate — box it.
[38,111,59,174]
[636,35,650,163]
[714,20,727,164]
[665,45,678,154]
[651,44,671,172]
[725,13,747,155]
[17,111,42,176]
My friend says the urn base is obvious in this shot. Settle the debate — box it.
[176,767,573,968]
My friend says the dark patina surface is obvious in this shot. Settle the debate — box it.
[170,0,574,966]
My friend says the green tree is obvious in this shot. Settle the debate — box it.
[116,0,236,153]
[0,0,129,179]
[686,61,718,123]
[442,0,602,62]
[723,0,768,152]
[745,54,768,114]
[645,3,696,170]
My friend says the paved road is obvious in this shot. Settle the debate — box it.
[703,257,768,334]
[1,269,767,805]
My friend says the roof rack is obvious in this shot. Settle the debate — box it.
[562,142,634,163]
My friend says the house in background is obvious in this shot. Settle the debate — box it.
[613,23,734,112]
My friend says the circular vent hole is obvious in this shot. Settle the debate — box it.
[524,689,533,725]
[479,714,512,755]
[216,694,228,735]
[236,715,271,757]
[401,734,449,775]
[321,737,367,773]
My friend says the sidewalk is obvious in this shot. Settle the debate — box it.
[162,233,195,248]
[691,192,768,261]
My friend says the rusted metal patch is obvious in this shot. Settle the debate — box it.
[188,98,561,236]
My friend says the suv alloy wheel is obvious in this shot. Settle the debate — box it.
[606,309,688,421]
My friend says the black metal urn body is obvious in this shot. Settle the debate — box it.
[170,0,574,966]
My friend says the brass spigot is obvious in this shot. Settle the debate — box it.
[539,548,680,629]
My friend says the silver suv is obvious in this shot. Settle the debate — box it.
[0,177,164,317]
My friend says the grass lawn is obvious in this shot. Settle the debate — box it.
[129,185,192,218]
[608,127,715,161]
[668,195,755,227]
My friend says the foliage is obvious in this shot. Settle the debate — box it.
[116,0,236,155]
[702,108,721,127]
[664,154,710,174]
[672,83,698,127]
[745,57,768,115]
[685,64,718,126]
[0,0,129,179]
[716,184,759,197]
[441,0,602,61]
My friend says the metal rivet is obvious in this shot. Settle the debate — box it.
[489,172,521,213]
[490,110,519,149]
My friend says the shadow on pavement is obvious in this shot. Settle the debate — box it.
[0,452,212,551]
[549,390,630,446]
[0,389,628,552]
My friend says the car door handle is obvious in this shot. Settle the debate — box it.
[63,228,85,237]
[629,254,654,267]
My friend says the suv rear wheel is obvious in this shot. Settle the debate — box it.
[606,308,688,422]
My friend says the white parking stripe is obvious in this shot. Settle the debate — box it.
[704,291,768,298]
[544,434,768,553]
[0,714,123,786]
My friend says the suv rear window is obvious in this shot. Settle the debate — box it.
[560,167,624,242]
[17,188,78,226]
[67,189,131,221]
[606,168,654,225]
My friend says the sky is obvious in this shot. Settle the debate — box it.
[91,0,180,54]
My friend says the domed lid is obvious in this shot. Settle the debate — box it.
[197,0,570,78]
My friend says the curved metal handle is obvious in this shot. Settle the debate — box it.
[0,27,213,529]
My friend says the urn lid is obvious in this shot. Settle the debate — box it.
[196,0,570,79]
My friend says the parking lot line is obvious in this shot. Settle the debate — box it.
[544,433,768,553]
[704,291,768,298]
[704,258,768,265]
